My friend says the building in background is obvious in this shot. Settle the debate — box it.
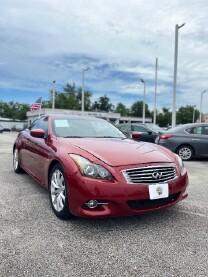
[26,108,152,126]
[196,114,208,123]
[0,117,27,131]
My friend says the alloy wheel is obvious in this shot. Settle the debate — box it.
[50,169,66,212]
[178,146,193,161]
[13,149,19,171]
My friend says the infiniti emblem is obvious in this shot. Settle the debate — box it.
[152,171,162,179]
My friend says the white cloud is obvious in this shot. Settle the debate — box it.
[0,0,208,113]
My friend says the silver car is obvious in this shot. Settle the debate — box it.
[156,123,208,160]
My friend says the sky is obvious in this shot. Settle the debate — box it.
[0,0,208,113]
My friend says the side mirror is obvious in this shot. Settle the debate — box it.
[30,128,45,138]
[131,131,142,140]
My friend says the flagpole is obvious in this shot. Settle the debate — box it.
[39,98,42,118]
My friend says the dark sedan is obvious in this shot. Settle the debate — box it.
[0,125,11,132]
[13,114,188,219]
[0,125,4,133]
[117,123,164,143]
[156,123,208,160]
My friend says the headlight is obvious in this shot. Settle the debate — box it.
[69,154,113,180]
[175,154,184,170]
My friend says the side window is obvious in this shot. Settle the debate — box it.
[192,127,200,134]
[41,118,48,133]
[186,128,192,134]
[190,127,198,134]
[119,125,128,133]
[132,126,148,133]
[202,126,208,135]
[29,119,41,130]
[190,127,203,135]
[186,126,208,135]
[28,118,48,133]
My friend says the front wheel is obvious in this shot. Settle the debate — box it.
[13,147,24,173]
[49,164,74,220]
[176,145,194,161]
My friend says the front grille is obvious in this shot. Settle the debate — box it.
[121,165,177,184]
[127,193,180,210]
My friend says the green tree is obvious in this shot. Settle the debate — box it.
[130,101,143,117]
[156,108,172,127]
[177,105,200,124]
[115,103,130,116]
[0,101,29,120]
[15,103,29,120]
[44,83,92,111]
[76,87,92,111]
[91,95,114,112]
[130,101,152,119]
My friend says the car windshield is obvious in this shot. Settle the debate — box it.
[52,118,126,138]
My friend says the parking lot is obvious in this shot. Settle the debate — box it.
[0,132,208,277]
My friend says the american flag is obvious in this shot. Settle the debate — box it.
[30,97,42,112]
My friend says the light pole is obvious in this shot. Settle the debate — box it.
[172,23,185,128]
[154,58,158,124]
[200,90,207,123]
[82,67,89,112]
[140,78,146,123]
[52,80,56,111]
[192,105,196,123]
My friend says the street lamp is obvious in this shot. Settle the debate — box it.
[154,58,158,124]
[192,105,196,123]
[172,23,185,128]
[52,80,56,111]
[200,90,207,123]
[140,78,146,123]
[81,67,89,112]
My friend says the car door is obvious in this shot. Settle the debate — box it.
[131,125,157,143]
[24,117,53,184]
[187,125,208,156]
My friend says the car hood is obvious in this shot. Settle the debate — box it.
[60,138,174,167]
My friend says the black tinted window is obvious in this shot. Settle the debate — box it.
[132,125,148,133]
[188,126,208,135]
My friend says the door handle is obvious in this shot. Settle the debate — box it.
[192,139,200,141]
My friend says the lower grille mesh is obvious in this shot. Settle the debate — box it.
[127,193,180,210]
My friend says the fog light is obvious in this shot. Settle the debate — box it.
[87,200,98,209]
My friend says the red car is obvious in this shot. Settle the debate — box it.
[13,114,188,219]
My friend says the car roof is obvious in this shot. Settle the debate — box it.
[117,123,148,126]
[41,114,105,121]
[167,123,208,132]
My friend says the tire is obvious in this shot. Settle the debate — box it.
[176,145,194,161]
[49,164,74,220]
[13,147,24,173]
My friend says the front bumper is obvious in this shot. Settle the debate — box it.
[66,168,189,218]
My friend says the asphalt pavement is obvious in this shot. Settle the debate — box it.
[0,132,208,277]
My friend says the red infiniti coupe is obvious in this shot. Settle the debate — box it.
[13,114,188,219]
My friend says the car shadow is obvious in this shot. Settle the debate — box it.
[11,169,193,232]
[192,157,208,161]
[68,203,190,231]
